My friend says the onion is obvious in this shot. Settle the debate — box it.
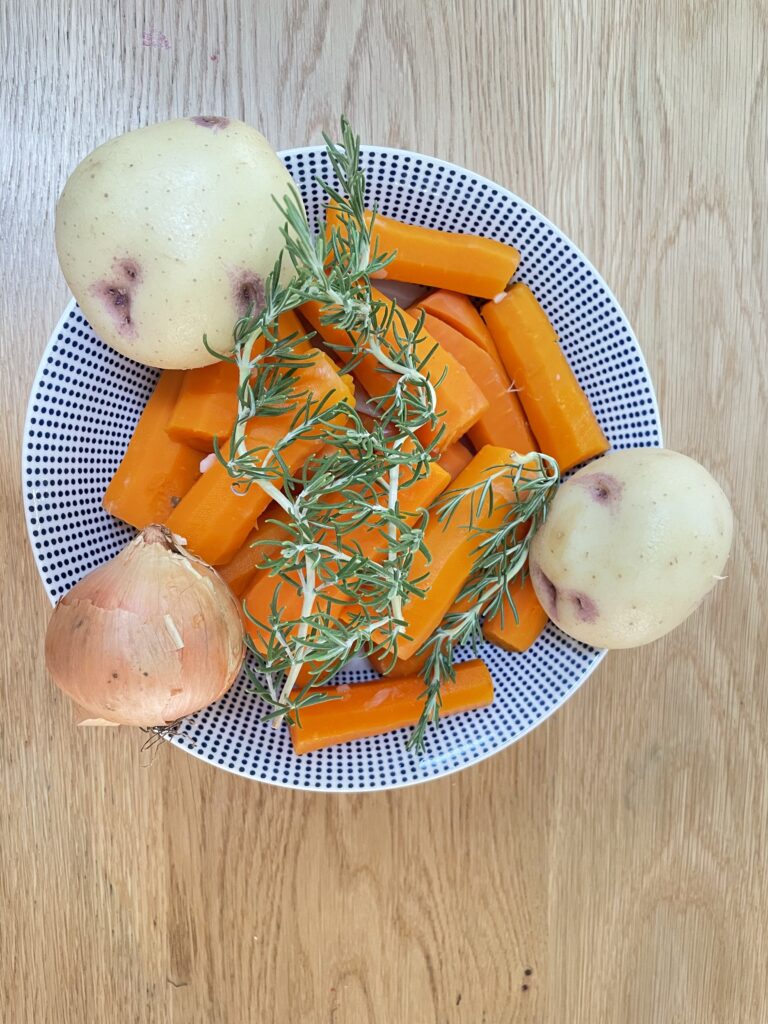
[44,525,245,726]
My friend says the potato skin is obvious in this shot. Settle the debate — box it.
[529,449,733,649]
[55,116,302,368]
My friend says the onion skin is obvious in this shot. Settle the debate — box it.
[44,525,245,726]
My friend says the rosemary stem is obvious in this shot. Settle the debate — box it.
[386,443,404,631]
[278,556,317,706]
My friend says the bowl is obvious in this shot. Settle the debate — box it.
[23,145,662,790]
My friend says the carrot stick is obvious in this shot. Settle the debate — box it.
[166,361,239,452]
[243,570,314,655]
[102,371,201,530]
[289,659,493,754]
[165,311,308,452]
[412,312,537,456]
[396,445,523,660]
[327,206,520,299]
[368,647,428,678]
[482,572,549,652]
[301,289,488,450]
[482,284,609,472]
[417,290,507,375]
[273,309,307,346]
[438,441,474,481]
[165,348,354,565]
[217,506,293,597]
[394,455,450,510]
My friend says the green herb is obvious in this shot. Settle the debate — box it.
[222,118,440,719]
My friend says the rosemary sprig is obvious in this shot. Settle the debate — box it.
[215,117,559,753]
[221,117,439,720]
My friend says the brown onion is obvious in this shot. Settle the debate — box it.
[44,525,244,726]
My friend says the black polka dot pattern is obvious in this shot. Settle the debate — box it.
[23,147,662,790]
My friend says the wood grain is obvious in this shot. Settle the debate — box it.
[1,0,766,1021]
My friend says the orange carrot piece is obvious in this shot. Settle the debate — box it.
[217,506,293,597]
[102,371,201,530]
[275,309,308,345]
[413,312,538,456]
[397,445,522,660]
[166,361,240,452]
[218,439,345,597]
[482,573,549,652]
[396,457,451,511]
[242,572,350,693]
[165,434,284,567]
[289,659,493,754]
[243,570,312,653]
[327,206,520,299]
[165,349,354,565]
[482,284,609,472]
[165,311,308,452]
[368,647,428,678]
[417,290,507,375]
[301,290,488,450]
[438,441,474,481]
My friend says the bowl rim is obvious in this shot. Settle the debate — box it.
[24,143,661,791]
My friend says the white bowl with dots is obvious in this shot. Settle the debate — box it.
[23,146,662,791]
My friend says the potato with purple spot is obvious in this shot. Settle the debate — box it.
[529,449,733,648]
[55,116,303,368]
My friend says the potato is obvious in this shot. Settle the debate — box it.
[55,116,302,368]
[529,449,733,648]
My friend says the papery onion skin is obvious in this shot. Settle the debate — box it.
[44,525,245,726]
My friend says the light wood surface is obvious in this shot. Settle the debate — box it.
[2,1,766,1021]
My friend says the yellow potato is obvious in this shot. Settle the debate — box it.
[55,116,302,368]
[529,449,733,648]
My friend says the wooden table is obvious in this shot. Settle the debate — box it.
[2,2,765,1020]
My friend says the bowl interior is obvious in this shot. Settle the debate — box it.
[23,145,661,791]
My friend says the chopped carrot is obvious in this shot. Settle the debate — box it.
[102,371,201,530]
[165,348,354,565]
[413,312,537,456]
[217,506,293,597]
[368,647,428,678]
[327,206,520,299]
[396,445,523,660]
[482,284,609,472]
[166,361,239,452]
[242,569,356,691]
[289,659,493,754]
[417,290,508,375]
[243,570,316,656]
[394,454,451,511]
[438,441,474,481]
[165,311,308,452]
[482,573,549,652]
[274,309,308,345]
[301,289,488,450]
